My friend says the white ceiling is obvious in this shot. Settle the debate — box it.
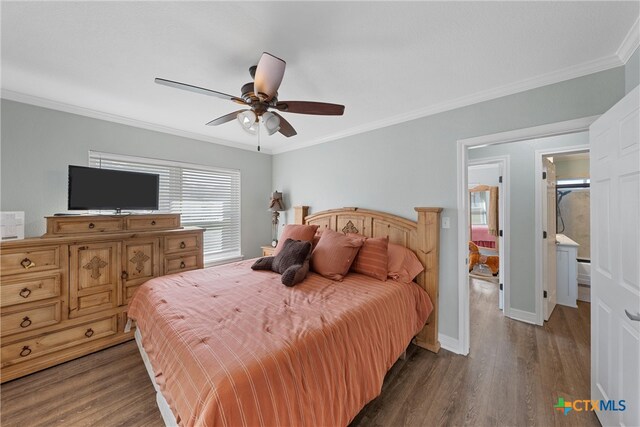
[2,2,638,154]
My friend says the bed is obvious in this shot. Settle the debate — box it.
[470,224,496,249]
[128,206,442,427]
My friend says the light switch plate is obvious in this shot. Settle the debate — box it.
[442,217,450,229]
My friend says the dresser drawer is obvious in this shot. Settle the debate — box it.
[1,273,61,307]
[164,233,200,254]
[1,315,118,367]
[164,253,199,275]
[1,300,62,337]
[125,215,179,231]
[0,247,60,276]
[50,218,124,235]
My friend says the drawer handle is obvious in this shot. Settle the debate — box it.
[180,241,186,249]
[151,220,156,226]
[20,317,32,328]
[121,271,129,280]
[19,287,32,298]
[20,346,32,357]
[88,222,95,229]
[180,261,186,269]
[85,328,94,338]
[20,258,36,270]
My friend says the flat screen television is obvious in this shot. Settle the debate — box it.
[68,166,159,212]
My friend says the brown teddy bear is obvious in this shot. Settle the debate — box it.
[468,241,499,276]
[251,238,312,286]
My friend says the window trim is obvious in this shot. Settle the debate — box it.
[88,151,242,263]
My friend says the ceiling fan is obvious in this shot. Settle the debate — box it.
[155,52,345,142]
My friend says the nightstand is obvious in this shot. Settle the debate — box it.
[261,245,275,256]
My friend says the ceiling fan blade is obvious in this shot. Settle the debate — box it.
[274,101,344,116]
[155,78,246,104]
[205,110,248,126]
[272,112,297,137]
[254,52,286,101]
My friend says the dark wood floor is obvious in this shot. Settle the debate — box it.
[2,278,597,427]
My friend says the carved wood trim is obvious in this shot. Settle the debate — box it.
[129,251,150,273]
[341,220,359,234]
[83,256,108,279]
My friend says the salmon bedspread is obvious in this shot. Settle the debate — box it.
[128,260,433,427]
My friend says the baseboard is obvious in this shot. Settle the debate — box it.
[578,284,591,303]
[508,308,538,325]
[578,274,591,286]
[438,333,462,354]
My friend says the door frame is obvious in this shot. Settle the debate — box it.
[468,157,509,313]
[534,145,589,325]
[456,115,598,355]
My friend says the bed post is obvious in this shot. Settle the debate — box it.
[414,207,442,353]
[294,206,309,224]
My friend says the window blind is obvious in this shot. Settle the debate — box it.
[89,151,241,263]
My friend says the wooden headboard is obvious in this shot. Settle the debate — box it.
[294,206,442,353]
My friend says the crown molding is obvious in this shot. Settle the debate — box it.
[617,16,640,64]
[1,49,624,158]
[270,54,623,154]
[0,89,272,155]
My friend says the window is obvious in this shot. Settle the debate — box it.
[89,151,241,264]
[470,191,489,225]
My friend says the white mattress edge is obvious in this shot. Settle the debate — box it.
[135,328,179,427]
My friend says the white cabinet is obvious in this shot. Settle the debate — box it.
[555,234,579,308]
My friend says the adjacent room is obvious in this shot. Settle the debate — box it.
[1,2,638,427]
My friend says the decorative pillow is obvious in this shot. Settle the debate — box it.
[274,224,319,255]
[312,230,323,250]
[251,238,312,286]
[348,234,389,281]
[311,228,364,281]
[387,242,424,283]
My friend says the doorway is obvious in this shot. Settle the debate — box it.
[535,146,590,324]
[456,115,598,355]
[467,159,507,314]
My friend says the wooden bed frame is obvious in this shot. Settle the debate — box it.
[294,206,442,353]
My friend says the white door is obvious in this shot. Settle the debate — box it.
[543,157,557,321]
[590,85,639,427]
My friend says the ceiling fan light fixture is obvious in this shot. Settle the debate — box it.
[262,112,281,136]
[237,110,258,134]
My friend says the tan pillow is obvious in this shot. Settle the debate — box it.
[387,242,424,283]
[348,234,389,281]
[311,228,364,281]
[274,224,319,255]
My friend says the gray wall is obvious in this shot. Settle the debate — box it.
[273,67,625,339]
[626,47,639,94]
[0,99,272,259]
[468,164,500,187]
[469,131,589,313]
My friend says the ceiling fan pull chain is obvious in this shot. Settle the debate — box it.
[257,121,261,152]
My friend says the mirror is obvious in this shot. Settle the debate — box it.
[469,185,498,251]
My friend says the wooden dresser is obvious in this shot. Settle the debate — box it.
[0,214,204,382]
